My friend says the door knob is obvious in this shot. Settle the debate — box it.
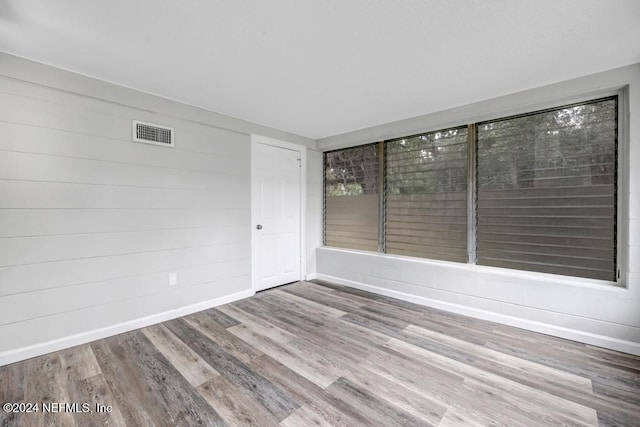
[256,224,263,230]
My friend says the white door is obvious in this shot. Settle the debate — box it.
[252,142,301,291]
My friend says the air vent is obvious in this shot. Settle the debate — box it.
[133,120,174,147]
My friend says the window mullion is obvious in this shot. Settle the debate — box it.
[378,141,386,253]
[467,123,477,264]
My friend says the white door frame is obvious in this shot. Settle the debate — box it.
[251,134,306,292]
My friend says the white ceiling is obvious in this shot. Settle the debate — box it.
[1,0,639,140]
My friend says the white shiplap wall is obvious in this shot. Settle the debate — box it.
[0,53,315,365]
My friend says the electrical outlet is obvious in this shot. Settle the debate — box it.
[168,273,178,287]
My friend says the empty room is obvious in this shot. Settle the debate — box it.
[1,1,639,426]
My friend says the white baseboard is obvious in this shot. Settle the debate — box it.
[305,273,318,281]
[316,274,640,356]
[0,289,255,367]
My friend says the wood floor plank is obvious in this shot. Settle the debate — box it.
[359,301,489,346]
[0,361,26,427]
[248,354,368,427]
[94,331,226,426]
[386,338,599,426]
[405,324,593,392]
[58,344,102,382]
[363,345,552,426]
[342,310,481,365]
[375,325,639,426]
[66,373,127,427]
[279,404,334,427]
[1,280,638,426]
[237,293,325,329]
[485,336,640,396]
[196,376,279,427]
[324,377,428,427]
[343,363,447,425]
[233,294,390,359]
[198,307,241,329]
[269,288,348,318]
[281,281,364,313]
[586,345,640,367]
[164,318,299,422]
[592,379,640,405]
[218,304,296,345]
[228,322,340,388]
[141,324,220,387]
[437,408,487,427]
[90,338,161,426]
[183,312,262,364]
[23,353,75,427]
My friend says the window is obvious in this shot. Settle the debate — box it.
[323,96,619,282]
[324,144,380,251]
[476,98,617,280]
[386,127,468,262]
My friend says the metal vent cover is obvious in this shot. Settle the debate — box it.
[133,120,174,147]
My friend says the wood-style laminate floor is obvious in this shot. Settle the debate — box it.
[1,280,639,426]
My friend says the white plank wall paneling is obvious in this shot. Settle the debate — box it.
[0,122,247,170]
[0,54,316,149]
[0,60,293,363]
[1,275,250,353]
[0,243,248,296]
[0,208,250,238]
[1,260,250,325]
[0,225,248,267]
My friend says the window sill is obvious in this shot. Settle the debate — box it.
[318,246,624,292]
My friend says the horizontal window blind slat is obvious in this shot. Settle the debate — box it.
[479,185,614,199]
[325,231,378,239]
[480,195,613,207]
[388,206,467,214]
[478,224,613,238]
[478,249,613,271]
[479,259,613,281]
[477,142,615,157]
[386,222,467,233]
[326,234,379,242]
[388,139,468,151]
[386,245,467,263]
[477,207,614,216]
[478,241,614,259]
[479,175,615,190]
[386,160,467,171]
[387,204,467,211]
[386,241,468,254]
[325,240,378,252]
[387,191,467,201]
[388,235,468,249]
[478,232,613,249]
[324,219,380,227]
[479,216,613,227]
[386,211,467,220]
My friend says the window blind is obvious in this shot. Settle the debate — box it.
[476,97,617,280]
[386,127,468,262]
[324,144,380,251]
